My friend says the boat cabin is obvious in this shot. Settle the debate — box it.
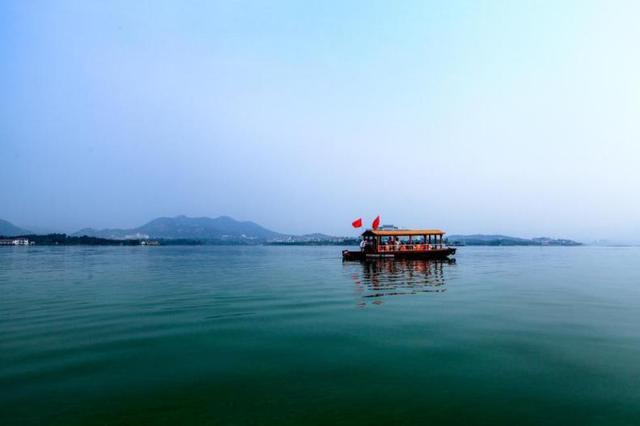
[362,229,446,252]
[342,229,456,261]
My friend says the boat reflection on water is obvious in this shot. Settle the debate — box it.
[344,259,455,307]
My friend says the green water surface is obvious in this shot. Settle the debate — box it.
[1,246,639,425]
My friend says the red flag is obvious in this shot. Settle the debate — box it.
[372,215,381,230]
[351,218,363,228]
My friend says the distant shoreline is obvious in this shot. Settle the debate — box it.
[0,216,585,247]
[0,233,585,247]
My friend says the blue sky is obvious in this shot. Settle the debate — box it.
[1,1,639,241]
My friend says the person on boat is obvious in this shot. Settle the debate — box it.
[359,239,366,251]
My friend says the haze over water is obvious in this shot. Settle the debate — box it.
[2,246,640,425]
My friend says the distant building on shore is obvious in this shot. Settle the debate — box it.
[379,224,399,230]
[0,238,33,246]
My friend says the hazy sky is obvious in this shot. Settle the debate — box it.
[2,1,639,241]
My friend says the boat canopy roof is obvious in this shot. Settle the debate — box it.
[362,229,445,237]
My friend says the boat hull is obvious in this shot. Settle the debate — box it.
[342,248,456,261]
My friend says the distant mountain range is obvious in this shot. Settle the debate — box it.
[0,216,581,246]
[0,219,30,236]
[0,215,341,243]
[73,215,287,241]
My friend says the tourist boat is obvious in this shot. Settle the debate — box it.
[342,229,456,261]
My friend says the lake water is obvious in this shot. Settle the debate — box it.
[1,246,640,425]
